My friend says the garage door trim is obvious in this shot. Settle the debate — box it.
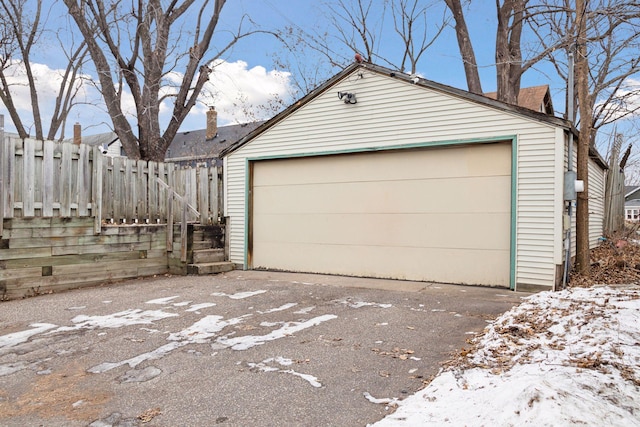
[244,135,518,289]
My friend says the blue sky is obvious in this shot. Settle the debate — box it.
[0,1,607,141]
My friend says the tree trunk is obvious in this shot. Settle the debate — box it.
[496,0,525,104]
[444,0,483,94]
[575,0,591,274]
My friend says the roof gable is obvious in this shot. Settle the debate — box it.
[484,85,554,115]
[221,63,572,158]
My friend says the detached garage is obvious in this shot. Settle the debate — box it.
[222,63,607,291]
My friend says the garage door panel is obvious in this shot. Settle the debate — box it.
[252,241,510,287]
[251,142,511,286]
[254,144,511,186]
[254,176,511,215]
[254,212,511,250]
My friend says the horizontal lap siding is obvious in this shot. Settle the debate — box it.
[589,157,605,246]
[226,70,561,288]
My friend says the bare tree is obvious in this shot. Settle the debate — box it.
[326,0,386,63]
[574,0,591,273]
[495,0,527,105]
[0,0,88,140]
[391,0,447,74]
[444,0,567,103]
[63,0,265,161]
[528,0,640,273]
[274,0,448,91]
[444,0,482,94]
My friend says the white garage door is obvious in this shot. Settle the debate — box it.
[250,142,511,286]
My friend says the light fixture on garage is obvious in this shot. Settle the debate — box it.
[337,91,357,104]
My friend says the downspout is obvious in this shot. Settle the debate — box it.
[562,49,575,289]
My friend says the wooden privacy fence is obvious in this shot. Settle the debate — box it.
[0,134,223,237]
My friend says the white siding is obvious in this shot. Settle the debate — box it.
[226,69,566,289]
[564,140,607,260]
[588,157,605,246]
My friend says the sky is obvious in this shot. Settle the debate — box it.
[0,0,637,157]
[0,1,550,134]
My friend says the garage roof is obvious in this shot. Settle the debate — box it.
[221,62,606,169]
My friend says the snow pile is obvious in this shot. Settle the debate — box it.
[373,285,640,426]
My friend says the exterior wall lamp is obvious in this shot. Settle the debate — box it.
[337,91,357,104]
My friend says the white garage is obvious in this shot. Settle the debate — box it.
[222,63,606,291]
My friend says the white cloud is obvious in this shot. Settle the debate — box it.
[191,59,293,126]
[0,60,101,137]
[594,78,640,123]
[1,59,293,137]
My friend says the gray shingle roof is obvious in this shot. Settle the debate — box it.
[166,121,264,161]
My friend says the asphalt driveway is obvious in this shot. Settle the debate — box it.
[0,271,525,426]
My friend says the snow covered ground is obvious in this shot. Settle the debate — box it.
[372,285,640,426]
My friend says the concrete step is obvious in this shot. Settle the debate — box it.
[191,240,214,250]
[187,261,235,275]
[192,248,225,264]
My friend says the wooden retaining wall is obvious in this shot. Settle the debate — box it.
[0,217,180,300]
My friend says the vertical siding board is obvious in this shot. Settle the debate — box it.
[22,138,35,217]
[199,167,209,224]
[77,143,90,217]
[4,136,15,218]
[60,141,73,217]
[42,140,54,217]
[137,160,148,221]
[102,156,113,221]
[113,157,124,221]
[125,159,135,222]
[159,162,168,221]
[93,146,103,233]
[187,167,197,221]
[588,157,605,246]
[148,161,157,222]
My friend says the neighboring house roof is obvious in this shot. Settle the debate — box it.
[64,131,120,147]
[624,185,640,200]
[625,199,640,207]
[166,121,264,162]
[81,132,119,147]
[484,85,555,115]
[220,62,606,169]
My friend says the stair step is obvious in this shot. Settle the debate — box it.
[192,240,214,250]
[192,248,225,263]
[187,261,235,275]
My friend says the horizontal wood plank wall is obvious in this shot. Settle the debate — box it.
[0,136,222,225]
[0,218,171,300]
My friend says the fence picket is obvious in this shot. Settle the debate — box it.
[199,167,209,224]
[78,144,90,217]
[60,142,73,217]
[0,138,222,227]
[93,146,103,233]
[22,139,35,217]
[42,140,54,216]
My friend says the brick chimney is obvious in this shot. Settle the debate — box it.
[73,122,81,145]
[206,106,217,140]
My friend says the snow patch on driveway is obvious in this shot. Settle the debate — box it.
[216,315,338,350]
